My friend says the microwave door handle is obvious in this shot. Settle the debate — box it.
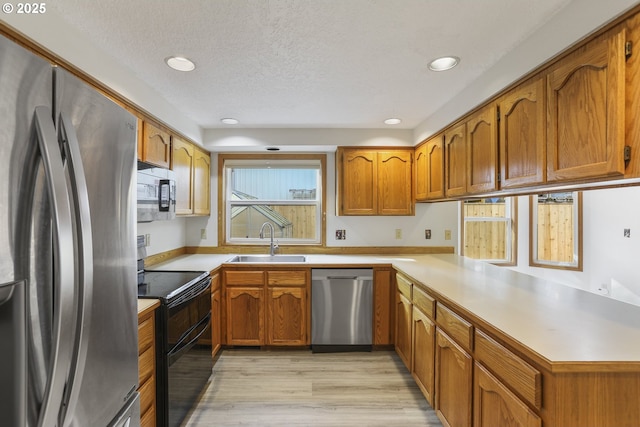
[33,107,77,427]
[57,113,94,427]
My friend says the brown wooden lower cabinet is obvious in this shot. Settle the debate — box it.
[412,305,435,406]
[211,272,222,357]
[435,328,473,427]
[137,301,158,427]
[226,286,264,345]
[395,289,412,370]
[474,362,541,427]
[267,286,307,345]
[223,268,309,347]
[373,268,394,346]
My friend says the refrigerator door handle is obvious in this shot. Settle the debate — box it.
[33,106,77,427]
[57,113,94,427]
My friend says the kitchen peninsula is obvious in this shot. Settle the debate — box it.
[148,252,640,427]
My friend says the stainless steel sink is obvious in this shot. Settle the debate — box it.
[227,255,307,263]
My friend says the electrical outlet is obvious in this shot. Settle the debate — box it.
[444,229,452,240]
[624,228,631,238]
[425,229,431,239]
[201,228,207,239]
[144,234,151,247]
[395,229,402,239]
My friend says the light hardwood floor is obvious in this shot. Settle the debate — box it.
[183,349,442,426]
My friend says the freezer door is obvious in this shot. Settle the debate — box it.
[54,67,139,427]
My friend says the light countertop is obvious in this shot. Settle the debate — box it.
[144,252,640,367]
[137,298,160,316]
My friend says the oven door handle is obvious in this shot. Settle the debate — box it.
[168,311,211,365]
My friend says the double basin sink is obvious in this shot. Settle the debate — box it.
[227,255,307,263]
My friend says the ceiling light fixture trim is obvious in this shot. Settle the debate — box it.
[221,118,239,125]
[165,56,196,72]
[428,56,460,71]
[384,118,402,125]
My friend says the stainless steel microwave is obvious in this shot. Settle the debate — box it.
[137,166,176,222]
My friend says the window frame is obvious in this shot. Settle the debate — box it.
[529,191,583,271]
[460,197,518,265]
[218,153,326,247]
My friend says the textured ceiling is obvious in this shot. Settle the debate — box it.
[47,0,574,129]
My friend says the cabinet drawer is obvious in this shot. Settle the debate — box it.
[436,304,473,351]
[138,345,154,385]
[224,270,264,286]
[396,274,412,299]
[475,330,542,409]
[267,270,307,286]
[139,375,155,416]
[412,286,435,319]
[138,315,154,354]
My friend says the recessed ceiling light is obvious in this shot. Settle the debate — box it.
[165,56,196,72]
[220,118,239,125]
[428,56,460,72]
[384,118,402,125]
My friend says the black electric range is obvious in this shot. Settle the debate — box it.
[138,270,210,305]
[137,269,213,427]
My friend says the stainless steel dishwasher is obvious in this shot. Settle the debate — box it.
[311,268,373,352]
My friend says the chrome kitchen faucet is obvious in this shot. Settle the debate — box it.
[259,222,279,256]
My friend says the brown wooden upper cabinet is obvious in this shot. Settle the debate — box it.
[337,147,414,216]
[466,103,499,194]
[171,137,211,216]
[444,123,467,197]
[414,143,428,201]
[140,121,171,169]
[171,136,194,215]
[415,133,445,201]
[546,24,627,182]
[498,76,546,188]
[193,146,211,215]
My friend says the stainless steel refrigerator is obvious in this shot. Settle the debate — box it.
[0,34,140,426]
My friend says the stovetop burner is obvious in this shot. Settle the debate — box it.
[138,270,209,303]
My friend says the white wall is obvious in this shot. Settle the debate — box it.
[509,187,640,307]
[2,9,203,144]
[137,218,187,256]
[184,128,460,250]
[413,0,640,143]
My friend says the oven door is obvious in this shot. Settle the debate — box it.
[165,277,213,427]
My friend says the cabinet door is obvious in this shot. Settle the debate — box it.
[339,149,377,215]
[171,137,194,215]
[378,150,413,215]
[266,286,307,346]
[499,77,546,188]
[467,104,498,194]
[141,121,171,169]
[226,287,264,345]
[395,291,412,370]
[414,143,428,201]
[445,123,467,197]
[373,268,393,346]
[193,147,211,216]
[211,274,221,357]
[412,306,436,406]
[426,134,445,200]
[547,26,626,182]
[474,363,541,427]
[435,329,472,427]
